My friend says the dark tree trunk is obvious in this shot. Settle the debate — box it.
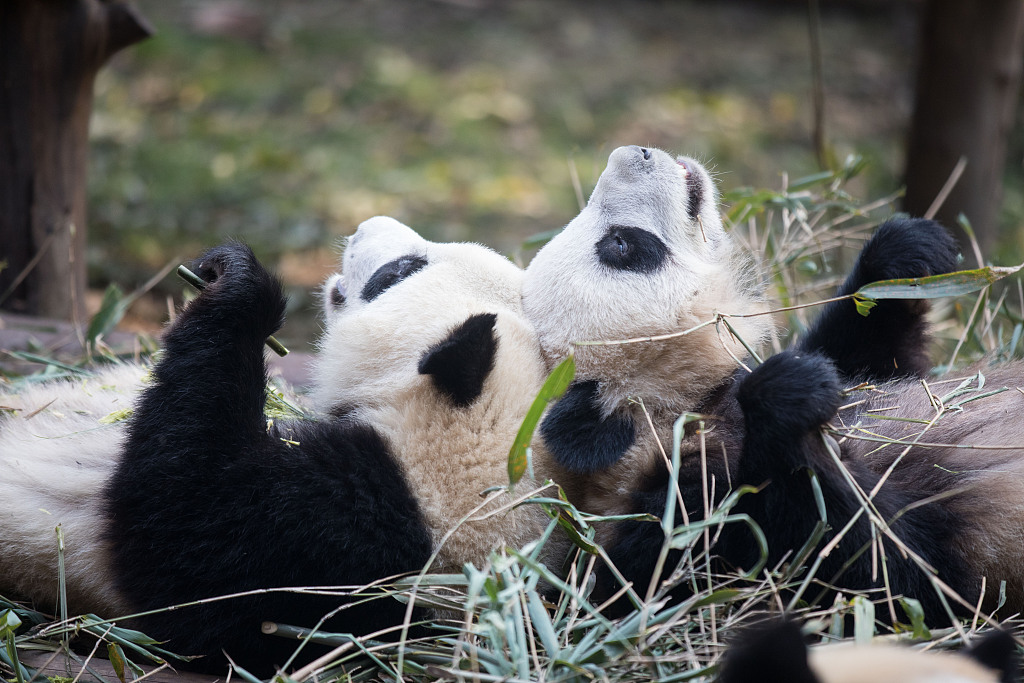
[904,0,1024,258]
[0,0,151,322]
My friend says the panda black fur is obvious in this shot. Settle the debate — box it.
[720,619,1017,683]
[523,145,1023,621]
[2,218,561,674]
[795,215,959,381]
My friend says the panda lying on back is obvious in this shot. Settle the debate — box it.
[524,145,1024,621]
[0,218,564,675]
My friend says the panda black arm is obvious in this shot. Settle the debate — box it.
[597,354,975,622]
[105,243,433,674]
[128,242,284,455]
[797,218,958,380]
[540,380,636,473]
[729,351,975,621]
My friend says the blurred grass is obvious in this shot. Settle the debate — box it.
[88,0,937,341]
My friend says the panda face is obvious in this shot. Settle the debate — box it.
[585,145,717,253]
[321,216,430,320]
[523,146,771,415]
[524,147,724,357]
[312,215,532,420]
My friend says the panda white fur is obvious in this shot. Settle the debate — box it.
[720,619,1017,683]
[2,218,560,673]
[523,145,1024,622]
[0,365,143,616]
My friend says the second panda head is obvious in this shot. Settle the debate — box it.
[523,145,775,417]
[311,216,558,571]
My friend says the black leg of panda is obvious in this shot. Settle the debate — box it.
[105,243,433,675]
[539,380,636,474]
[600,352,976,621]
[729,351,974,622]
[965,630,1019,683]
[797,217,959,381]
[719,619,819,683]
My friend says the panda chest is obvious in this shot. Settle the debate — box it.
[395,435,548,571]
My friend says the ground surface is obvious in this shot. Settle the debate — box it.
[85,0,929,344]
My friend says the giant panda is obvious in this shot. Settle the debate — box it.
[719,619,1018,683]
[2,217,563,674]
[522,144,1024,622]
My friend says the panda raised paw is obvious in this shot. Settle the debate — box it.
[183,241,286,339]
[797,217,959,381]
[855,217,959,285]
[736,351,842,441]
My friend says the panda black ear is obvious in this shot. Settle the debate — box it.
[720,619,818,683]
[965,630,1018,683]
[418,313,498,408]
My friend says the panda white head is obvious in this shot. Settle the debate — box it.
[312,215,530,415]
[523,145,774,415]
[310,216,555,571]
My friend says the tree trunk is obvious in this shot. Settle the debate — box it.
[0,0,151,322]
[904,0,1024,258]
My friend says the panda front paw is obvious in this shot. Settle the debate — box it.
[737,351,842,439]
[185,242,286,338]
[857,217,959,285]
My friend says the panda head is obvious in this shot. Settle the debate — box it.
[523,145,774,415]
[312,215,536,418]
[310,217,555,569]
[720,620,1017,683]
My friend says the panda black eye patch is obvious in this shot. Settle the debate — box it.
[361,255,428,302]
[596,226,668,273]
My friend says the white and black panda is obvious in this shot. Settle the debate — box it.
[719,619,1017,683]
[522,145,1024,621]
[2,218,562,673]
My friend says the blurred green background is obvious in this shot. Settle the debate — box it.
[85,0,1022,341]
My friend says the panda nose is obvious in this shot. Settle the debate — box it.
[640,147,652,160]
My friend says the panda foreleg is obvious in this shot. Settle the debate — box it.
[127,241,287,455]
[105,243,433,672]
[797,218,958,381]
[731,351,973,622]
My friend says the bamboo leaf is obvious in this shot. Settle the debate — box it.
[526,590,562,662]
[507,354,576,487]
[0,610,20,634]
[787,170,836,191]
[855,265,1024,303]
[107,642,129,683]
[521,229,562,249]
[853,295,877,317]
[898,597,930,640]
[852,596,875,645]
[86,284,130,350]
